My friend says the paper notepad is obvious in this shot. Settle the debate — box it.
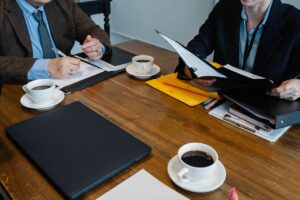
[97,169,189,200]
[146,73,219,106]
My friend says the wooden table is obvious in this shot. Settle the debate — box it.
[0,40,300,200]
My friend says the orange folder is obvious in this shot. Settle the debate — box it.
[146,73,220,106]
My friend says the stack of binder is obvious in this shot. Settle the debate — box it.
[222,89,300,129]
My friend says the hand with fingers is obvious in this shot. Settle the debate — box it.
[183,66,216,86]
[82,35,103,61]
[48,57,80,78]
[268,79,300,101]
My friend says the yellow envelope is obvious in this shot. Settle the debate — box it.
[146,73,219,106]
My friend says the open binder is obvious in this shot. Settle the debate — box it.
[156,30,300,128]
[156,30,275,91]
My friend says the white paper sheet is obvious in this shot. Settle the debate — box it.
[52,60,127,89]
[97,169,189,200]
[209,102,290,142]
[157,31,226,78]
[223,64,269,80]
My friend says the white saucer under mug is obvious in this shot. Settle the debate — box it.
[20,89,64,111]
[126,63,160,79]
[167,156,226,193]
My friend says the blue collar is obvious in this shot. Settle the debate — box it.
[16,0,45,16]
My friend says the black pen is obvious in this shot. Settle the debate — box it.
[52,47,108,71]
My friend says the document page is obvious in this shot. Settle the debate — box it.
[97,169,189,200]
[223,64,268,80]
[52,61,105,89]
[53,60,126,89]
[157,31,226,78]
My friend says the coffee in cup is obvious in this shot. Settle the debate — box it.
[24,79,55,104]
[132,55,154,74]
[177,143,218,182]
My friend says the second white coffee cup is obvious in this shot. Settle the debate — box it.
[177,143,218,182]
[24,79,56,104]
[132,55,154,74]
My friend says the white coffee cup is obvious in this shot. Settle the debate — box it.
[132,55,154,74]
[23,79,55,104]
[177,143,218,182]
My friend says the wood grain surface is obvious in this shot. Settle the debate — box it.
[0,40,299,200]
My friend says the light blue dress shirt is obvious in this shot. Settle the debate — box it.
[239,0,273,72]
[16,0,58,80]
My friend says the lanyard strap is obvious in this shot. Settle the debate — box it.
[242,20,263,70]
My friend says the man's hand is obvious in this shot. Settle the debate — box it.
[82,35,103,60]
[48,57,80,78]
[268,79,300,101]
[183,66,216,86]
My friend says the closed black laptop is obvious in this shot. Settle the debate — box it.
[6,102,151,199]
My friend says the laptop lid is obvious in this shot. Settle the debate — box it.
[6,102,151,199]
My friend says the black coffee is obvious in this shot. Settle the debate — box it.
[32,85,51,90]
[136,59,150,63]
[181,150,214,167]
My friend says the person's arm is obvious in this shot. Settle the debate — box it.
[176,0,222,82]
[268,79,300,100]
[82,34,105,61]
[28,57,81,80]
[175,1,224,86]
[0,56,35,83]
[27,59,51,80]
[268,14,300,101]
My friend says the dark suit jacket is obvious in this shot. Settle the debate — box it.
[176,0,300,85]
[0,0,111,83]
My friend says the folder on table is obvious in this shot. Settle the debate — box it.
[6,102,151,199]
[146,73,219,106]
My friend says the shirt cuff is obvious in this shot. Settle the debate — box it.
[100,44,106,54]
[27,59,51,80]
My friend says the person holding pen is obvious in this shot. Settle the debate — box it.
[0,0,110,83]
[176,0,300,101]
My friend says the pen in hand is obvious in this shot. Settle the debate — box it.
[50,47,80,77]
[52,47,107,71]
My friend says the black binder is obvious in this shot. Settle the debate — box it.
[61,47,135,94]
[222,89,300,129]
[6,102,151,199]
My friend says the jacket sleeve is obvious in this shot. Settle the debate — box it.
[0,56,36,83]
[285,29,300,80]
[175,0,224,78]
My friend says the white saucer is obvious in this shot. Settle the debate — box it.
[126,64,160,79]
[167,156,226,193]
[20,89,64,111]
